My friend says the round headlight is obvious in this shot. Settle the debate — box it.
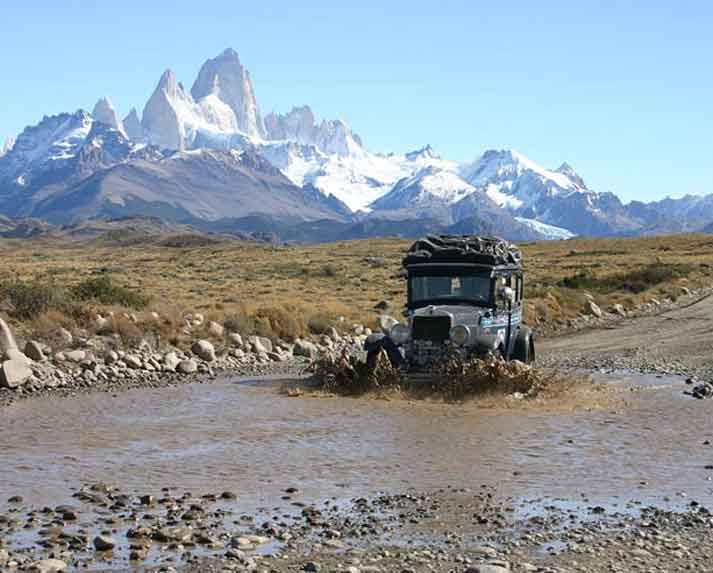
[390,323,410,345]
[449,325,470,346]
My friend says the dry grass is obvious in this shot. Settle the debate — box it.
[0,233,711,342]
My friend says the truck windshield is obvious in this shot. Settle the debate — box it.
[410,274,492,306]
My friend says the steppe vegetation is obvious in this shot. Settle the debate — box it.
[0,233,711,348]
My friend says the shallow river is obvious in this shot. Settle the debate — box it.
[1,374,712,514]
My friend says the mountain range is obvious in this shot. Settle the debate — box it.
[1,48,711,243]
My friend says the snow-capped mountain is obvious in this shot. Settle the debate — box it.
[0,137,15,158]
[1,47,711,241]
[92,97,125,136]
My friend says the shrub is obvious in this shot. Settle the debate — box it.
[0,281,70,320]
[71,277,149,309]
[559,263,694,294]
[307,313,333,335]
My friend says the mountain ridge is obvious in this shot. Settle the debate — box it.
[0,47,711,242]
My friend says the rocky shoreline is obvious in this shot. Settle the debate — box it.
[2,286,710,410]
[0,313,368,408]
[2,482,712,573]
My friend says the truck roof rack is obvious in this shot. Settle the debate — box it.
[402,235,523,268]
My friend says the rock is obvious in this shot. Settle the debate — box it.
[584,300,603,318]
[93,534,117,550]
[378,314,398,333]
[154,525,193,543]
[192,340,215,362]
[326,326,340,341]
[0,359,32,388]
[0,317,19,357]
[303,562,322,572]
[64,349,87,363]
[25,340,46,361]
[0,549,8,566]
[374,300,390,311]
[124,354,142,369]
[293,339,319,359]
[55,328,74,347]
[5,348,31,364]
[163,351,180,372]
[228,332,243,347]
[207,321,225,337]
[95,315,109,329]
[28,559,68,573]
[177,359,198,374]
[105,350,119,365]
[247,335,272,354]
[466,566,510,573]
[611,303,626,317]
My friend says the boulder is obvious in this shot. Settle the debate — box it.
[247,335,272,354]
[124,354,142,369]
[64,349,87,363]
[0,317,19,357]
[5,348,31,364]
[163,351,180,372]
[95,315,109,330]
[0,359,32,388]
[228,332,243,347]
[55,328,74,347]
[192,340,216,362]
[93,534,117,550]
[28,559,68,573]
[611,303,626,317]
[177,359,198,374]
[25,340,46,362]
[293,339,319,359]
[105,350,119,365]
[207,321,225,337]
[584,300,603,318]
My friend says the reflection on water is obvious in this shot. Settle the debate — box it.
[1,373,711,512]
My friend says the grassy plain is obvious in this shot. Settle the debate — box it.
[0,233,712,343]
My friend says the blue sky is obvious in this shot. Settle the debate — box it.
[1,0,711,202]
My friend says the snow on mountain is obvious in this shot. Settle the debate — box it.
[190,48,264,139]
[0,110,93,185]
[122,108,143,141]
[142,69,246,150]
[371,166,475,210]
[514,217,575,240]
[92,97,125,135]
[0,136,15,158]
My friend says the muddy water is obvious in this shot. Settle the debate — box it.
[1,374,712,513]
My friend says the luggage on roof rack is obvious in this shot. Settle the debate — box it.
[402,234,523,268]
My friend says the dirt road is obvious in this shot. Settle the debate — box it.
[541,292,713,378]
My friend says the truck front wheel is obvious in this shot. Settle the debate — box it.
[512,327,535,364]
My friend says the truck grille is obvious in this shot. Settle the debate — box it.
[412,316,451,343]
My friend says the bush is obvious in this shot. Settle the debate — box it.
[559,263,694,294]
[307,313,333,335]
[72,277,149,309]
[0,281,70,320]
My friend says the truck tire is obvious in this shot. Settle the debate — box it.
[512,327,535,364]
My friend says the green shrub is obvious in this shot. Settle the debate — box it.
[0,281,70,320]
[71,277,149,309]
[559,263,694,294]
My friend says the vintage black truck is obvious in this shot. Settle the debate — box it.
[365,235,535,369]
